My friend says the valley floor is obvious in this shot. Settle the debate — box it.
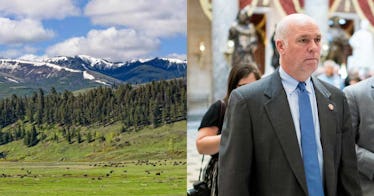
[0,160,185,196]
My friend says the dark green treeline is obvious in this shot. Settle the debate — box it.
[0,78,186,138]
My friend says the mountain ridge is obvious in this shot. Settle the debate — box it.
[0,55,187,98]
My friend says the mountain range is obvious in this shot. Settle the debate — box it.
[0,55,187,98]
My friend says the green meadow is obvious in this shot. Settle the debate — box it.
[0,161,185,196]
[0,121,186,195]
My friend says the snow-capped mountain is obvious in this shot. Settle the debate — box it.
[0,55,187,98]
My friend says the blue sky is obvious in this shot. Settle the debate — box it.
[0,0,186,62]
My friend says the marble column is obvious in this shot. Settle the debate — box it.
[304,0,329,53]
[212,1,239,102]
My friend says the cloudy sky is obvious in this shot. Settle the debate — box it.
[0,0,186,62]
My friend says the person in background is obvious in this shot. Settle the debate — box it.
[344,76,374,195]
[218,13,361,196]
[196,64,261,196]
[318,60,344,89]
[346,70,362,86]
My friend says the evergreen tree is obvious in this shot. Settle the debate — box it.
[77,131,82,143]
[120,125,127,133]
[0,78,187,141]
[0,129,11,145]
[36,88,45,125]
[66,130,72,144]
[86,132,93,143]
[53,133,59,143]
[24,125,38,147]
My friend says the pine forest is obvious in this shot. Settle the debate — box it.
[0,78,187,147]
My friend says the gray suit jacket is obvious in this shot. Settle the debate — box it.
[344,77,374,180]
[218,70,361,196]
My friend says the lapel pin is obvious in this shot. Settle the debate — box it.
[328,104,334,111]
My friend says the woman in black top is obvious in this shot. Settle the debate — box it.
[196,64,261,196]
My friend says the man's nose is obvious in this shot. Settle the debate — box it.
[308,41,320,52]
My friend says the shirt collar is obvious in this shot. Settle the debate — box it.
[279,66,313,94]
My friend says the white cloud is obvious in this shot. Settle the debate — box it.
[18,54,47,62]
[46,37,83,57]
[46,27,160,62]
[0,45,37,59]
[0,18,54,44]
[0,0,80,20]
[84,0,186,37]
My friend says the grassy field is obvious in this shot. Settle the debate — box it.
[0,161,185,195]
[0,121,186,195]
[0,121,186,161]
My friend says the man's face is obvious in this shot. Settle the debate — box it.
[325,65,335,76]
[278,21,322,81]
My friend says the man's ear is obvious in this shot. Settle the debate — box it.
[275,40,285,54]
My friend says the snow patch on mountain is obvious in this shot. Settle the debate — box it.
[11,55,187,71]
[1,58,82,73]
[138,58,152,63]
[0,60,19,69]
[43,62,81,73]
[78,55,116,69]
[5,77,19,83]
[83,71,110,86]
[95,80,110,86]
[161,57,186,64]
[18,54,45,62]
[83,71,95,80]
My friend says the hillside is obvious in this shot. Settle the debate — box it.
[0,78,186,161]
[0,121,186,162]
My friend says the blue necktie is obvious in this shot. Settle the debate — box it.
[297,82,324,196]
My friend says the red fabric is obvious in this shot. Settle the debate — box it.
[329,0,335,8]
[278,0,304,14]
[356,0,374,27]
[240,0,252,9]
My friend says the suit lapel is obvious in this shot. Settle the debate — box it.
[312,77,336,195]
[263,71,308,194]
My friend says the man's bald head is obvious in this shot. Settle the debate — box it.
[274,14,319,42]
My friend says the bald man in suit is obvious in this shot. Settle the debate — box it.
[218,14,361,196]
[344,76,374,195]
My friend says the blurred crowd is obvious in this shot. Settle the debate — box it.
[313,19,374,90]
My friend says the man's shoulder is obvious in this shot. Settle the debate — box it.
[241,73,271,89]
[344,77,374,99]
[345,77,373,92]
[234,74,273,99]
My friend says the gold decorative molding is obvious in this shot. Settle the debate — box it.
[352,0,374,33]
[199,0,212,21]
[329,0,341,14]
